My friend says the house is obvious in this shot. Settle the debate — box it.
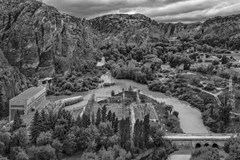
[38,77,53,89]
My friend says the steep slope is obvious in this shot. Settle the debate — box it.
[89,14,167,45]
[89,13,240,48]
[199,14,240,48]
[0,49,28,118]
[0,0,101,78]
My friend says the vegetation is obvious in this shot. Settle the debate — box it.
[0,102,174,160]
[190,147,220,160]
[224,137,240,160]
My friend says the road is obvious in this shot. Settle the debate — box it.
[188,84,222,106]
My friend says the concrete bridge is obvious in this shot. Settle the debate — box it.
[163,133,237,149]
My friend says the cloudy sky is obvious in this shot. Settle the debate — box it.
[42,0,240,23]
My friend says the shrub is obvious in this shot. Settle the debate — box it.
[63,82,74,91]
[212,60,219,65]
[65,90,72,95]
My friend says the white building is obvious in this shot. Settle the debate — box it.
[9,87,47,121]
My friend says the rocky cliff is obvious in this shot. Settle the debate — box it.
[89,13,240,48]
[0,0,101,78]
[0,0,102,117]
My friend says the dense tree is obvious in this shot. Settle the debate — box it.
[219,105,231,126]
[190,147,220,160]
[0,131,10,156]
[107,110,112,122]
[221,55,229,64]
[96,108,101,127]
[102,105,107,122]
[143,114,150,148]
[29,145,56,160]
[82,114,91,128]
[11,128,28,148]
[12,110,23,132]
[36,131,53,146]
[133,119,140,148]
[63,133,77,155]
[30,111,41,144]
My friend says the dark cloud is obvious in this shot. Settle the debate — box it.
[43,0,240,23]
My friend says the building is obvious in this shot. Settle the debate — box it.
[9,87,47,121]
[38,77,53,89]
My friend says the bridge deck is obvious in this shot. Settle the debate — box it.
[163,133,236,141]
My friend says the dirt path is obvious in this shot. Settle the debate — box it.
[188,84,222,106]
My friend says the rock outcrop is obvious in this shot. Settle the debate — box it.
[0,0,101,78]
[89,13,240,48]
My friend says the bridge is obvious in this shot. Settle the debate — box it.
[163,133,237,148]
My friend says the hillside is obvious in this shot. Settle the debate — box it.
[0,0,102,117]
[0,0,101,78]
[89,13,240,49]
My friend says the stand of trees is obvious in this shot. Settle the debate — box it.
[190,147,220,160]
[0,104,173,160]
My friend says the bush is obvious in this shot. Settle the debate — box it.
[65,90,72,95]
[204,83,215,91]
[63,82,74,91]
[212,60,219,65]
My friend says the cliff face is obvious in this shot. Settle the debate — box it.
[0,49,28,117]
[0,0,101,78]
[89,13,240,47]
[0,0,103,116]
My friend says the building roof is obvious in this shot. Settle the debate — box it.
[10,87,45,105]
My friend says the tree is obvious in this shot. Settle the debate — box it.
[152,147,168,160]
[0,131,10,156]
[96,108,101,127]
[52,139,63,160]
[172,111,179,118]
[82,114,91,128]
[10,147,27,160]
[190,147,220,160]
[16,151,29,160]
[30,110,41,144]
[221,55,229,64]
[107,111,112,122]
[30,145,56,160]
[36,131,53,146]
[133,119,140,147]
[143,114,150,148]
[219,105,231,126]
[150,58,163,71]
[63,133,77,155]
[12,110,23,132]
[102,105,107,122]
[11,128,28,148]
[91,113,95,125]
[111,90,115,97]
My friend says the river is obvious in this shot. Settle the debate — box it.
[64,73,209,159]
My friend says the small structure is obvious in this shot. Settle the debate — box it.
[9,87,47,121]
[38,77,53,89]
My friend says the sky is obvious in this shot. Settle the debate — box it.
[42,0,240,23]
